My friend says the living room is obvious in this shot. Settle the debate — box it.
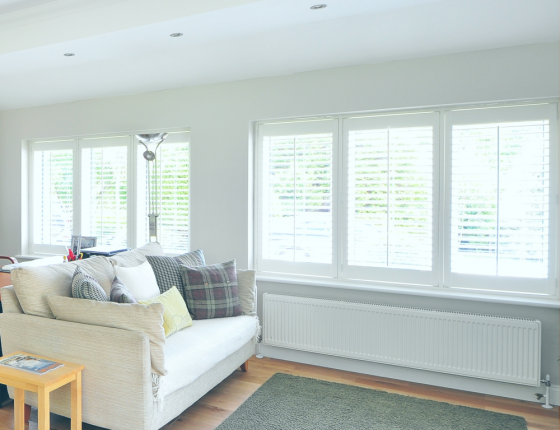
[0,0,559,429]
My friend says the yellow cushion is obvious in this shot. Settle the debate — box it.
[139,286,192,337]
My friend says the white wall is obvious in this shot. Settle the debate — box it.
[1,42,559,402]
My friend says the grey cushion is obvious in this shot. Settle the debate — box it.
[146,249,206,297]
[110,276,137,304]
[72,266,109,301]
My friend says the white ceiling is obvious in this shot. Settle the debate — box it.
[0,0,558,110]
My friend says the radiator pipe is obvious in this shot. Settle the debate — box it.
[536,374,553,409]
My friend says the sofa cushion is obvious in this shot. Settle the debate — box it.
[139,286,192,337]
[146,249,205,297]
[113,261,160,301]
[180,260,242,320]
[72,266,109,301]
[108,242,165,267]
[162,315,258,397]
[11,256,114,319]
[110,276,137,304]
[47,295,167,376]
[236,270,257,316]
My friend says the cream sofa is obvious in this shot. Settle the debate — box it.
[0,244,259,430]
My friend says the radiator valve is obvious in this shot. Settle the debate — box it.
[536,374,553,409]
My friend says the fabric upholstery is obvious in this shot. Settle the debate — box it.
[139,286,192,337]
[110,276,137,303]
[109,242,165,268]
[180,260,242,320]
[146,249,206,297]
[0,313,153,430]
[236,270,257,316]
[150,340,255,430]
[161,315,258,397]
[113,261,160,301]
[72,266,109,301]
[47,296,167,376]
[0,286,23,314]
[10,256,114,318]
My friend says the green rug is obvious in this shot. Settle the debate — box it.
[216,373,527,430]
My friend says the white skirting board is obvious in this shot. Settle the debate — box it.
[260,344,560,406]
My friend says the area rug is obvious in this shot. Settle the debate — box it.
[216,373,527,430]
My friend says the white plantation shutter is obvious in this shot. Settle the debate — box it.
[343,113,439,285]
[32,141,74,252]
[137,132,190,253]
[257,120,337,276]
[81,137,129,247]
[445,104,558,294]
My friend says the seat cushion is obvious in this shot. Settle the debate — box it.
[162,315,258,397]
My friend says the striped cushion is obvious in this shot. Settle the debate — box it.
[146,249,206,298]
[179,260,242,320]
[72,266,109,301]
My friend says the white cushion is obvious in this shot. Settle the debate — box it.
[114,262,160,301]
[162,315,258,397]
[109,242,165,267]
[11,256,114,319]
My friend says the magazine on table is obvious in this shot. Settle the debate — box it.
[0,354,63,375]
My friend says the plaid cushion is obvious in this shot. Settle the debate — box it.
[179,260,242,320]
[110,276,137,304]
[71,266,109,301]
[146,249,206,297]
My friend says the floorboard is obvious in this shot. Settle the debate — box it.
[0,356,557,429]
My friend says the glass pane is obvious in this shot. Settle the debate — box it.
[450,120,549,278]
[137,142,190,252]
[33,149,73,246]
[262,133,333,264]
[81,146,128,247]
[347,126,433,270]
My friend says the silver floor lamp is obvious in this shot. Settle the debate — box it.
[135,133,169,242]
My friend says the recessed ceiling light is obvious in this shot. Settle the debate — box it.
[170,33,183,37]
[310,4,327,9]
[63,53,75,56]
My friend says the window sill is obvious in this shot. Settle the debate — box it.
[256,273,560,309]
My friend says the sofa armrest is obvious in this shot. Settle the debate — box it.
[0,285,23,314]
[0,313,154,430]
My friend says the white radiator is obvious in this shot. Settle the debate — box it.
[263,294,541,386]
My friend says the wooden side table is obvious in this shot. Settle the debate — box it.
[0,351,84,430]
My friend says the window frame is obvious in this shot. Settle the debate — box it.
[254,101,560,299]
[28,129,190,255]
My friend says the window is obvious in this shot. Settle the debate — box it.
[444,104,557,295]
[30,131,190,254]
[343,113,439,285]
[257,120,337,277]
[256,103,558,296]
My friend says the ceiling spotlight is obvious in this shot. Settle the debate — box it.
[170,33,183,37]
[310,4,327,9]
[63,53,75,56]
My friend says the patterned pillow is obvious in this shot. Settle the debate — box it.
[179,259,242,320]
[146,249,206,297]
[71,266,109,301]
[110,276,137,304]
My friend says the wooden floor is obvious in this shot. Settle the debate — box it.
[0,356,557,429]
